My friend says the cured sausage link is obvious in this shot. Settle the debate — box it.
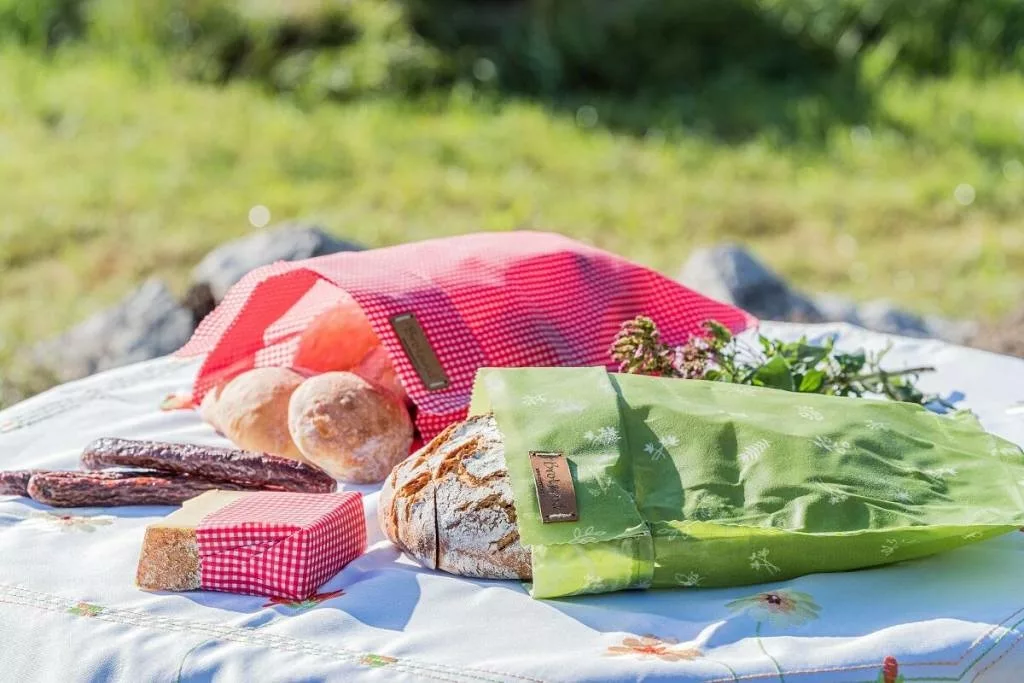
[26,471,248,507]
[80,438,337,493]
[0,470,42,497]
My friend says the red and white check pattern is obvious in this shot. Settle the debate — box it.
[178,231,755,442]
[195,492,365,600]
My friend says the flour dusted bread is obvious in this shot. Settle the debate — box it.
[215,368,305,461]
[378,414,531,580]
[288,372,413,484]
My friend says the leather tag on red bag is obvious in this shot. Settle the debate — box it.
[530,452,578,523]
[390,313,450,390]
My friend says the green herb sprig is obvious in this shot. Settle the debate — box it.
[611,316,946,407]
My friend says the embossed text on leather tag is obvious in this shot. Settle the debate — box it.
[390,313,450,391]
[530,451,579,523]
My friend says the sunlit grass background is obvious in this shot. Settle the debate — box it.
[1,0,1023,405]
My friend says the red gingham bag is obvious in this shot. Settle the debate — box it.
[177,231,754,442]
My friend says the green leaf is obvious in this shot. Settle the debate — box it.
[798,369,825,393]
[795,343,831,367]
[751,355,795,391]
[705,320,733,344]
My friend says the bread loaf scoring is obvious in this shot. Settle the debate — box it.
[378,414,531,580]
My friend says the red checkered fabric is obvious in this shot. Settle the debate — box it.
[178,231,755,442]
[195,492,366,600]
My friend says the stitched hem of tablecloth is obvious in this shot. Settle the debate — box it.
[701,606,1024,683]
[2,581,1022,683]
[0,583,542,683]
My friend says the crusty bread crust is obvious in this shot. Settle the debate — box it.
[378,414,531,580]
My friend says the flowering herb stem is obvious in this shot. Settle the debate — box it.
[610,316,947,408]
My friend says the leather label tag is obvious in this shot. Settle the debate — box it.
[389,313,450,391]
[530,451,579,523]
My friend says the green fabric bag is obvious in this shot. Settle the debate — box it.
[468,367,1024,598]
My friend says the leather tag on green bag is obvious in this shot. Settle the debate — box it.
[530,451,578,523]
[390,313,450,390]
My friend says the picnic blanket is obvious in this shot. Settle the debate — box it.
[2,322,1024,682]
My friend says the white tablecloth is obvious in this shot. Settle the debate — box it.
[2,323,1024,683]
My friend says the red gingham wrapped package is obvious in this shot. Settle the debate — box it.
[195,491,365,599]
[177,231,755,442]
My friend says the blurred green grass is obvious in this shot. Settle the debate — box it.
[1,0,1024,406]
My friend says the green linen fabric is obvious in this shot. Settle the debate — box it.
[468,367,1024,598]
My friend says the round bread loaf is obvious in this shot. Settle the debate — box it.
[378,413,531,580]
[216,367,306,461]
[288,372,413,484]
[198,384,224,433]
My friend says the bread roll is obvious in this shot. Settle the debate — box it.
[293,297,380,374]
[198,384,224,433]
[288,372,413,484]
[378,414,531,580]
[216,368,305,462]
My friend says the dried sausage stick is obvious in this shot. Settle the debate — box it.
[80,438,336,493]
[26,471,248,507]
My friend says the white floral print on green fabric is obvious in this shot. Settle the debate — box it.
[572,526,606,544]
[924,466,957,479]
[738,439,770,465]
[693,496,729,521]
[584,426,620,447]
[893,489,913,503]
[814,435,852,456]
[521,394,547,407]
[865,420,890,431]
[748,548,780,575]
[815,482,849,505]
[643,435,679,461]
[674,572,703,587]
[880,538,900,557]
[797,406,825,421]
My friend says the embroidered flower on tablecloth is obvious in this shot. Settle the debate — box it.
[877,655,905,683]
[605,635,702,662]
[263,589,345,610]
[67,602,104,617]
[360,654,398,668]
[726,589,820,627]
[30,511,114,532]
[159,392,195,411]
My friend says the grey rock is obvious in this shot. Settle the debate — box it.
[855,300,932,338]
[923,315,978,345]
[33,279,195,382]
[812,293,862,326]
[678,244,823,322]
[190,223,362,303]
